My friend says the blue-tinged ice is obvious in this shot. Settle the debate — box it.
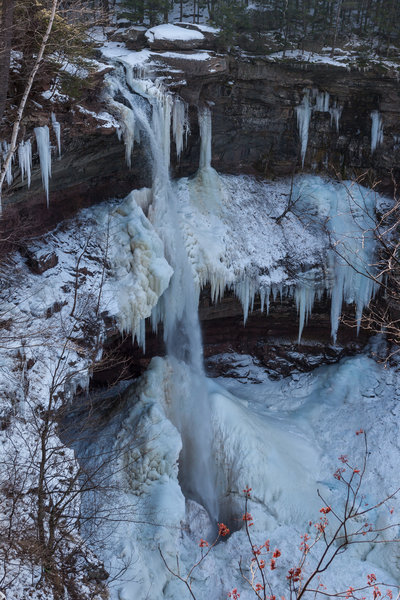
[296,94,312,168]
[34,126,52,206]
[371,110,383,153]
[18,140,32,188]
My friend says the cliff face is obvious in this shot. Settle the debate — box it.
[3,48,400,231]
[175,57,400,189]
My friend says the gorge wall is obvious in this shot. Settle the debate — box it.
[4,48,400,227]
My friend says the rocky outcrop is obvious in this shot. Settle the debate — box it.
[91,286,371,387]
[173,56,400,193]
[3,42,400,233]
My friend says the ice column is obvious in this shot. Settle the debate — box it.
[51,113,61,157]
[34,126,52,206]
[330,105,343,133]
[296,94,312,168]
[314,90,330,112]
[198,106,212,170]
[371,110,383,153]
[18,140,32,188]
[172,98,189,161]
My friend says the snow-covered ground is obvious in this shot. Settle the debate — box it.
[79,342,400,600]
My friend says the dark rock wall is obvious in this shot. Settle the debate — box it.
[3,54,400,231]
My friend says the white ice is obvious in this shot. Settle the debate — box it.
[371,110,384,153]
[34,125,52,206]
[296,94,312,168]
[18,139,32,187]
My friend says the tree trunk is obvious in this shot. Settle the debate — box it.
[0,0,16,121]
[0,0,59,204]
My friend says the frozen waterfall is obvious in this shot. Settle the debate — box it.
[105,57,219,521]
[296,90,343,167]
[371,110,383,153]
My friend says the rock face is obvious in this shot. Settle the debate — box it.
[4,48,400,232]
[91,286,371,387]
[173,57,400,193]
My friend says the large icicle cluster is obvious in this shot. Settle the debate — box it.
[178,99,380,344]
[17,140,32,188]
[296,88,343,167]
[0,114,61,202]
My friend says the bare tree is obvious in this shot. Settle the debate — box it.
[0,0,58,204]
[0,0,16,121]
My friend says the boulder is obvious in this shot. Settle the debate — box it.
[111,25,147,50]
[145,23,207,51]
[25,248,58,274]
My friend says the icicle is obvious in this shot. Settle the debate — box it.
[234,278,257,325]
[295,273,317,344]
[314,91,330,112]
[371,110,383,153]
[330,105,343,133]
[34,126,52,206]
[172,97,189,161]
[198,106,212,170]
[51,113,61,157]
[296,94,312,168]
[18,140,32,188]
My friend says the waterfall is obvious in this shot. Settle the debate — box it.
[106,61,219,520]
[371,110,383,153]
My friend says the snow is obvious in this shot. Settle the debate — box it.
[145,24,205,43]
[77,104,120,129]
[80,343,400,600]
[267,49,349,68]
[155,50,213,61]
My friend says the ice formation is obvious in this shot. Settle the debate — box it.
[172,97,189,160]
[104,53,218,520]
[330,104,343,132]
[51,112,61,157]
[371,110,384,153]
[34,125,52,206]
[313,88,330,112]
[296,93,312,167]
[296,90,344,165]
[18,140,32,187]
